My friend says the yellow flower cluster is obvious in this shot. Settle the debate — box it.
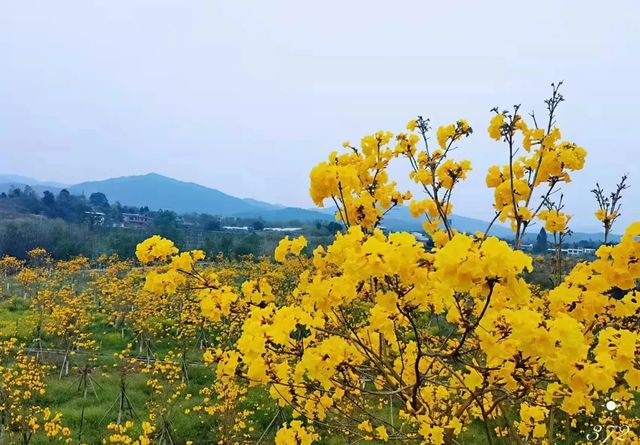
[538,208,571,234]
[241,278,275,305]
[595,208,618,222]
[401,119,473,237]
[274,235,307,263]
[485,107,586,242]
[0,339,71,443]
[103,421,153,445]
[0,255,24,277]
[357,420,389,441]
[517,403,548,438]
[309,131,412,231]
[135,235,178,264]
[275,421,319,445]
[27,247,52,267]
[487,113,505,140]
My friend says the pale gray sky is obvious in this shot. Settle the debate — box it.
[1,1,638,231]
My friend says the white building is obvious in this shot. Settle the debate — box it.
[546,247,596,257]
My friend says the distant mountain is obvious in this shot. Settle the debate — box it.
[0,174,67,189]
[235,207,335,223]
[314,204,618,242]
[241,198,286,211]
[380,206,515,238]
[0,182,62,196]
[67,173,283,216]
[313,205,513,237]
[521,230,619,244]
[2,172,620,241]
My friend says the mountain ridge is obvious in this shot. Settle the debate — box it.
[0,174,67,189]
[1,172,617,241]
[67,172,282,216]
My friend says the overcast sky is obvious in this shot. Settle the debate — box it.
[1,1,638,231]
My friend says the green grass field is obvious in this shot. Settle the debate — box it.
[0,295,506,445]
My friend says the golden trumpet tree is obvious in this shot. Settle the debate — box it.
[138,85,639,445]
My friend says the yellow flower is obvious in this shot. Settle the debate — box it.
[538,209,570,233]
[135,235,178,264]
[357,420,373,433]
[375,425,389,441]
[274,236,308,263]
[488,114,505,140]
[437,124,456,149]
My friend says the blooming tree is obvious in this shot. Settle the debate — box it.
[137,85,639,445]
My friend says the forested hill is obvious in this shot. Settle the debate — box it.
[1,173,619,244]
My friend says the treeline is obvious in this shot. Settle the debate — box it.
[0,216,335,261]
[0,185,342,231]
[0,186,339,260]
[0,185,155,226]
